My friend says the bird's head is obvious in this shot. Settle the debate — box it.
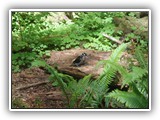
[82,53,87,56]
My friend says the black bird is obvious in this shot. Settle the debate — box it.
[71,53,88,67]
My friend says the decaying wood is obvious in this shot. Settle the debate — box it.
[46,47,132,79]
[47,49,113,79]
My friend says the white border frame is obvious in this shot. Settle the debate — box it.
[9,9,151,111]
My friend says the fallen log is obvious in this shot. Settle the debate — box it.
[47,49,113,79]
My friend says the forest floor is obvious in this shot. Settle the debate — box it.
[12,67,67,109]
[11,48,107,109]
[11,49,132,109]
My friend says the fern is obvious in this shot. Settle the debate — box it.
[98,43,128,88]
[66,74,92,108]
[106,46,149,109]
[32,60,72,104]
[87,43,129,108]
[107,69,149,108]
[32,60,93,108]
[122,66,148,86]
[135,46,148,69]
[109,43,129,62]
[107,89,148,108]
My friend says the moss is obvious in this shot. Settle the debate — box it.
[12,98,28,108]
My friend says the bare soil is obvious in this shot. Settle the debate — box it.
[12,67,67,109]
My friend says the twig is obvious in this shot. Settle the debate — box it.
[16,81,49,90]
[39,91,62,96]
[103,33,122,44]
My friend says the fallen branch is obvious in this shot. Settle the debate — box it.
[39,91,63,96]
[103,33,122,44]
[16,80,49,90]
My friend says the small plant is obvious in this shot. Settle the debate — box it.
[12,52,36,72]
[12,98,28,108]
[34,97,43,108]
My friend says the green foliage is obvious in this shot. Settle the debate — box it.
[106,46,149,109]
[12,52,36,72]
[72,12,119,51]
[34,97,43,108]
[96,43,128,75]
[12,12,51,42]
[12,98,28,108]
[89,43,128,108]
[122,66,147,86]
[125,33,137,41]
[125,33,148,50]
[128,12,136,17]
[135,46,148,69]
[66,74,92,108]
[107,89,148,108]
[12,12,52,72]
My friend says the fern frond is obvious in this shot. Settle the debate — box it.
[59,73,75,83]
[107,89,148,108]
[32,60,72,103]
[132,66,148,77]
[66,74,92,108]
[96,43,129,89]
[95,60,107,69]
[131,80,148,99]
[97,67,115,93]
[105,60,127,75]
[135,46,148,69]
[48,66,70,101]
[75,75,92,95]
[97,61,127,93]
[79,74,92,85]
[96,43,129,70]
[122,66,148,86]
[89,43,129,108]
[109,43,129,62]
